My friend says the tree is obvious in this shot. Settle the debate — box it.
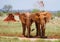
[56,11,60,17]
[0,12,4,16]
[37,0,45,11]
[3,5,12,13]
[32,9,40,13]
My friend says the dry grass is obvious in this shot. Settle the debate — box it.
[0,16,60,42]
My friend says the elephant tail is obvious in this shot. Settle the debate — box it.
[31,29,35,31]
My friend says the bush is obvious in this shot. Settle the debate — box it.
[0,12,4,16]
[32,9,40,13]
[56,11,60,17]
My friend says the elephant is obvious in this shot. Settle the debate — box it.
[15,11,52,38]
[38,11,52,38]
[15,12,41,37]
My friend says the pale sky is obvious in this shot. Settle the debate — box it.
[0,0,60,11]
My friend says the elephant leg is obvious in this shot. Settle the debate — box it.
[35,22,38,36]
[22,23,26,37]
[27,25,31,37]
[26,18,34,38]
[38,23,41,36]
[41,25,45,36]
[41,24,47,38]
[35,22,41,37]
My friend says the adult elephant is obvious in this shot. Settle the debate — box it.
[39,11,52,38]
[15,12,42,37]
[15,11,52,38]
[31,11,52,38]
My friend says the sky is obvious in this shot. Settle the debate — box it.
[0,0,60,11]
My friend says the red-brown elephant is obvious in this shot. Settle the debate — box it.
[15,11,52,38]
[30,11,52,38]
[15,12,42,37]
[38,11,52,38]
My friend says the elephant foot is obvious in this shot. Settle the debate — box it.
[25,35,32,38]
[37,36,41,38]
[27,36,30,38]
[35,35,41,38]
[41,36,47,38]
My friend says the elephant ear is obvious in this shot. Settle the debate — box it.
[35,15,39,19]
[19,13,27,24]
[46,12,52,22]
[34,12,40,20]
[30,13,39,21]
[40,11,52,23]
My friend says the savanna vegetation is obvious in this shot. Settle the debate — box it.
[0,11,60,42]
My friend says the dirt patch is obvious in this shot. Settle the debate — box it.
[48,35,60,39]
[0,33,60,39]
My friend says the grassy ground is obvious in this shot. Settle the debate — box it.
[0,16,60,42]
[0,36,60,42]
